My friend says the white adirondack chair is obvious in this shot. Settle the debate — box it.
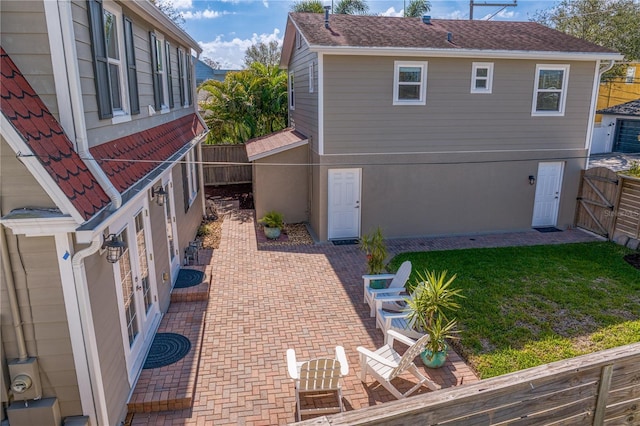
[374,293,425,344]
[363,260,412,317]
[357,330,440,399]
[286,346,349,421]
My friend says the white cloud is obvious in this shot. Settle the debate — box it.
[263,0,269,8]
[480,9,518,20]
[157,0,193,10]
[380,7,403,17]
[199,28,282,70]
[182,9,229,19]
[440,9,467,19]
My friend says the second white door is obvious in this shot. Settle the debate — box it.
[532,162,564,227]
[328,168,361,239]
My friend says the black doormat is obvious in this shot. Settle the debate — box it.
[624,253,640,270]
[174,269,205,288]
[332,239,360,245]
[143,333,191,369]
[534,227,562,233]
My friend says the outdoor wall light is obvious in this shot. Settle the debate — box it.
[529,175,536,185]
[102,234,127,264]
[152,185,167,207]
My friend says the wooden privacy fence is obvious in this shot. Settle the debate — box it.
[296,342,640,425]
[201,144,251,186]
[575,167,640,240]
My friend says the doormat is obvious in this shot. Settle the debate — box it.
[623,253,640,271]
[143,333,191,369]
[174,269,205,288]
[534,227,562,233]
[332,239,360,246]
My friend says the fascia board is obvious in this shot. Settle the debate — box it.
[308,46,623,61]
[0,216,78,237]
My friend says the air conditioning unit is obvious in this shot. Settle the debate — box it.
[8,358,41,401]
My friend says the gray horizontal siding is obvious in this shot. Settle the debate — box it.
[323,56,596,155]
[288,36,318,151]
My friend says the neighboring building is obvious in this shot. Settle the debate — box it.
[1,1,207,425]
[194,58,233,86]
[595,62,640,123]
[595,99,640,154]
[250,13,620,242]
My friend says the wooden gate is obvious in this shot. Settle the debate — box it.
[575,167,620,237]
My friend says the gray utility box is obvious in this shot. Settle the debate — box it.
[7,397,61,426]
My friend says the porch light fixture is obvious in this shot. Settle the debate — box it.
[152,185,167,207]
[529,175,536,185]
[102,234,126,264]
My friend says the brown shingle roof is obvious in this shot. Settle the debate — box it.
[0,47,111,221]
[597,99,640,117]
[245,128,307,161]
[291,13,617,54]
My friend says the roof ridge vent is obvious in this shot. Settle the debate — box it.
[422,15,431,25]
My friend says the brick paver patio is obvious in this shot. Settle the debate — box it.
[129,205,600,425]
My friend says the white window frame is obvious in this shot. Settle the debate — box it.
[289,72,295,110]
[531,64,570,117]
[186,149,198,205]
[393,61,427,106]
[625,67,636,84]
[471,62,493,94]
[309,63,314,94]
[155,32,170,113]
[104,1,131,124]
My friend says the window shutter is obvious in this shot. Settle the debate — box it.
[123,16,139,114]
[186,53,193,106]
[149,32,162,110]
[181,157,189,213]
[177,48,185,106]
[86,0,113,119]
[165,41,174,108]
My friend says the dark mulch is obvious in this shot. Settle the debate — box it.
[623,253,640,270]
[205,183,254,209]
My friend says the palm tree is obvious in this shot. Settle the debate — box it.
[334,0,369,15]
[290,0,325,13]
[404,0,431,17]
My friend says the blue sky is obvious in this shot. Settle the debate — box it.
[161,0,559,69]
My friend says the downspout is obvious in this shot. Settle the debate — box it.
[56,0,122,209]
[585,59,616,169]
[71,238,109,426]
[0,225,28,361]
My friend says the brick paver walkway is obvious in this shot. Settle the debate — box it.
[130,207,600,425]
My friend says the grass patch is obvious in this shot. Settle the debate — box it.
[388,242,640,378]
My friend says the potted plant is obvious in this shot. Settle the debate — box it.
[359,227,388,289]
[405,269,464,368]
[258,210,284,239]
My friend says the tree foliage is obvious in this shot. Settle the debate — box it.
[243,40,281,68]
[150,0,185,28]
[334,0,369,15]
[199,63,288,144]
[201,57,222,70]
[291,0,325,13]
[532,0,640,62]
[405,0,431,18]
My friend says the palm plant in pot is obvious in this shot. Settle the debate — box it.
[405,270,464,368]
[258,210,284,239]
[359,227,388,289]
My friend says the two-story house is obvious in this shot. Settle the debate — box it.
[248,13,621,242]
[1,1,207,425]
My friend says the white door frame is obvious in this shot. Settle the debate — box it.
[327,168,362,240]
[532,162,564,228]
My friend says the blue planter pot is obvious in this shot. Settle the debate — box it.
[420,346,448,368]
[263,226,281,240]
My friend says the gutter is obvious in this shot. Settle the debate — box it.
[585,59,616,168]
[55,0,122,210]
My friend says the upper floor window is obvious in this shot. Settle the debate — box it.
[393,61,427,105]
[309,63,314,94]
[532,64,570,116]
[289,72,295,110]
[471,62,493,94]
[87,0,139,121]
[626,67,636,84]
[182,149,199,211]
[150,32,170,113]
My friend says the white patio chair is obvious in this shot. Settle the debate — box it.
[363,260,412,317]
[286,346,349,421]
[374,294,425,344]
[357,330,440,399]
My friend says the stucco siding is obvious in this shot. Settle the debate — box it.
[323,56,595,154]
[0,0,57,119]
[288,36,318,151]
[0,137,56,213]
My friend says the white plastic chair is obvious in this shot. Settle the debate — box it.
[363,260,412,317]
[357,330,440,399]
[286,346,349,421]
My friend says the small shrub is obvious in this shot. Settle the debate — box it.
[258,211,284,229]
[625,161,640,178]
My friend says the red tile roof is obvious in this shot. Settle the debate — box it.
[290,14,617,54]
[90,114,206,192]
[245,128,307,161]
[0,47,111,221]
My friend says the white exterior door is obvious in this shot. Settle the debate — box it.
[328,168,361,239]
[532,162,564,227]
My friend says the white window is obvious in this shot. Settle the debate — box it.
[532,64,570,116]
[626,67,636,84]
[186,150,198,204]
[297,32,302,49]
[103,4,131,123]
[309,63,314,94]
[393,61,427,105]
[471,62,493,94]
[289,72,295,110]
[155,33,170,112]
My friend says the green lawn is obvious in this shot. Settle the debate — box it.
[388,242,640,378]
